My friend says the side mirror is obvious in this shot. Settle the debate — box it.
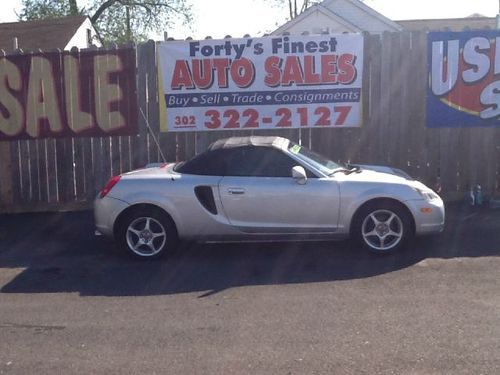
[292,166,307,185]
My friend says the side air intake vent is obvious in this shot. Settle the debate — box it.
[194,186,218,214]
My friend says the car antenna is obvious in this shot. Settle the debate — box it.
[139,107,167,163]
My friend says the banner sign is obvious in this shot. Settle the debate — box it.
[158,34,363,132]
[0,48,137,140]
[427,30,500,128]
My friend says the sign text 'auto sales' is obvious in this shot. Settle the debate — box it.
[158,34,363,132]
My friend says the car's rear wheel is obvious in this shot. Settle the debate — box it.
[116,208,178,259]
[352,201,413,254]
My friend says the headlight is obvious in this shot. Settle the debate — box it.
[414,187,440,202]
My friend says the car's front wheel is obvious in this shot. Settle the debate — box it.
[352,201,413,254]
[116,208,178,259]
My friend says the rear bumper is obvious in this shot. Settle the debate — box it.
[94,196,130,238]
[406,198,445,235]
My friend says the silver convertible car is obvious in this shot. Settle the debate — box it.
[94,136,445,259]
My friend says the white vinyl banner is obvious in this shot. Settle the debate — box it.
[158,34,364,132]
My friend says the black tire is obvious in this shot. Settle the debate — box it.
[116,207,178,259]
[351,201,413,254]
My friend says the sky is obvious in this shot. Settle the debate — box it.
[1,0,499,40]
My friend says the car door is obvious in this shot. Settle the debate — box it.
[218,146,340,233]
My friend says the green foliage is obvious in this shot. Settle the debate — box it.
[19,0,82,20]
[19,0,192,43]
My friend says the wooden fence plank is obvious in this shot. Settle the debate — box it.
[82,138,95,200]
[36,139,48,202]
[135,42,149,167]
[46,139,58,203]
[9,141,21,205]
[361,33,381,165]
[92,137,104,193]
[394,32,411,171]
[160,132,177,162]
[0,142,14,207]
[29,140,40,202]
[377,31,393,166]
[120,136,131,173]
[19,140,31,202]
[74,137,86,201]
[387,32,403,168]
[110,136,121,176]
[55,139,75,203]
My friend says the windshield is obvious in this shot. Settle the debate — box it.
[287,142,342,175]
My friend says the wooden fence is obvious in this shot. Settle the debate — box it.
[0,32,499,213]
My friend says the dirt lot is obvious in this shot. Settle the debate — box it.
[0,204,499,374]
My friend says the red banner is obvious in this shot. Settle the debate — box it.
[0,47,137,140]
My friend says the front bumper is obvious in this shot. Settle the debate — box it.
[406,198,445,235]
[94,195,130,238]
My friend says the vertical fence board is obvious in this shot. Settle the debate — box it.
[45,139,58,203]
[160,132,177,162]
[395,32,411,171]
[136,42,152,167]
[0,142,13,207]
[110,136,121,176]
[103,137,112,181]
[387,32,403,167]
[377,32,392,165]
[184,132,196,160]
[82,138,95,200]
[74,138,86,201]
[9,141,21,205]
[92,137,104,193]
[119,136,131,173]
[56,139,74,203]
[36,140,48,202]
[26,140,39,202]
[19,141,31,202]
[361,34,381,164]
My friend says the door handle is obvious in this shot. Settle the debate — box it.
[227,187,245,195]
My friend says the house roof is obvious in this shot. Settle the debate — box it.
[397,16,497,32]
[321,0,402,31]
[0,16,88,51]
[273,3,362,35]
[273,0,402,35]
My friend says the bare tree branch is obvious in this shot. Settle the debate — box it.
[91,0,119,23]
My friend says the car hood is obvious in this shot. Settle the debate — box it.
[354,164,413,179]
[339,165,432,191]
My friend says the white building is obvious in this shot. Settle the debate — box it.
[272,0,403,35]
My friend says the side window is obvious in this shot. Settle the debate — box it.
[175,149,231,175]
[225,147,306,177]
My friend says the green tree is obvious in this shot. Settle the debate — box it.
[19,0,192,43]
[19,0,82,19]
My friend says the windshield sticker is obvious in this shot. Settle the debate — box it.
[290,144,301,154]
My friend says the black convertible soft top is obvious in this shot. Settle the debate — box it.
[207,136,289,151]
